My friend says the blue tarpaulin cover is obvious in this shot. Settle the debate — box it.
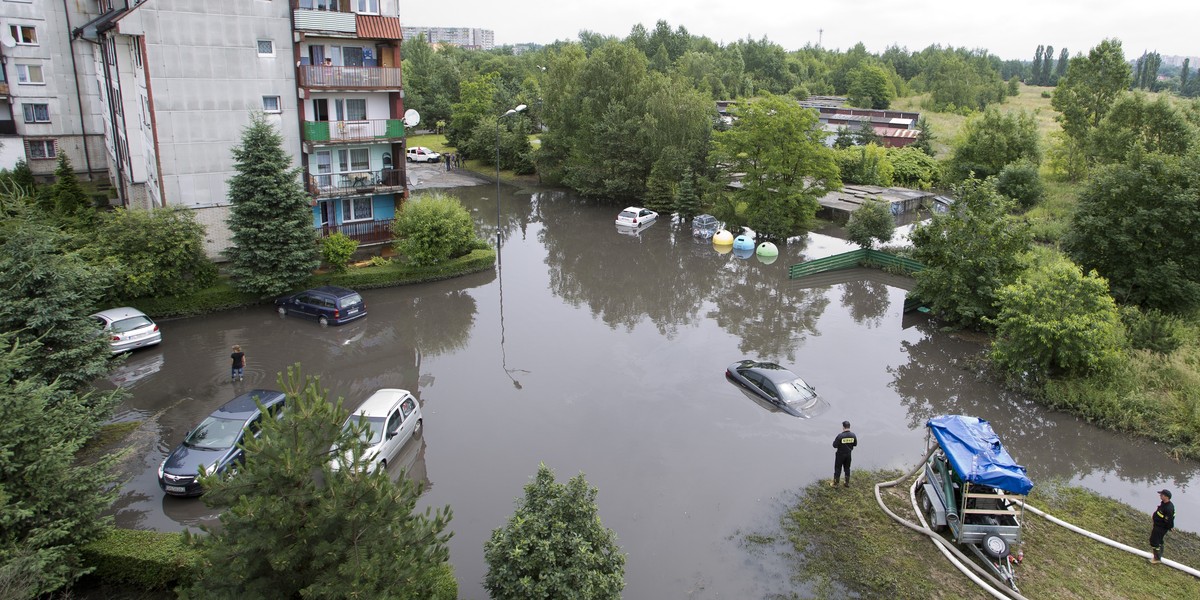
[927,415,1034,495]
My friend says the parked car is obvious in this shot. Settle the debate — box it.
[276,286,367,326]
[158,389,287,496]
[334,389,423,472]
[615,206,658,227]
[692,214,723,239]
[406,146,442,163]
[90,307,162,354]
[725,360,825,418]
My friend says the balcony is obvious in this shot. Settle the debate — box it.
[317,218,396,246]
[306,168,405,198]
[299,65,402,90]
[303,119,404,147]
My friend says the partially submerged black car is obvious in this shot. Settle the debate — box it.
[725,360,826,418]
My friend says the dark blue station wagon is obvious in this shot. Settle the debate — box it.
[275,285,367,326]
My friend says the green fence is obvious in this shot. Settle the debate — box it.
[788,249,924,279]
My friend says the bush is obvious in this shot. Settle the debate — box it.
[1121,305,1184,354]
[393,192,481,266]
[846,199,896,249]
[996,160,1045,209]
[87,207,217,300]
[835,144,894,186]
[888,146,940,189]
[320,232,359,273]
[81,528,199,589]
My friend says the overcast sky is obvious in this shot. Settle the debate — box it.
[401,1,1197,62]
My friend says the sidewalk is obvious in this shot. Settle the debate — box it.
[407,161,491,190]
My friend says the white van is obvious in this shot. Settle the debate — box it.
[406,147,441,163]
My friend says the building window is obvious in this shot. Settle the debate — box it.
[337,147,370,172]
[16,64,43,84]
[26,139,56,160]
[354,0,379,14]
[9,25,36,45]
[257,40,274,56]
[262,96,281,113]
[22,103,50,123]
[131,36,143,68]
[341,197,373,222]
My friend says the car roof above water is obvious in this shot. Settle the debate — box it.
[215,389,286,418]
[91,307,150,321]
[352,388,412,418]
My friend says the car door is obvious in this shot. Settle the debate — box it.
[397,397,418,445]
[381,408,404,463]
[291,294,317,319]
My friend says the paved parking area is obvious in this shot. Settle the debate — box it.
[406,161,491,190]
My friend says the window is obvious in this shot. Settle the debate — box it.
[131,36,143,68]
[262,96,281,113]
[341,197,372,222]
[337,148,370,172]
[26,140,56,160]
[22,103,49,123]
[257,40,274,56]
[354,0,379,14]
[335,98,366,121]
[9,25,36,45]
[16,64,43,84]
[401,398,415,418]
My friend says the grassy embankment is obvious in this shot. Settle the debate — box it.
[763,470,1200,599]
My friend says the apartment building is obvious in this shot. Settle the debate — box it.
[4,0,408,257]
[401,26,493,50]
[0,0,107,179]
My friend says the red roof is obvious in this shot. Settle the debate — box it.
[356,14,402,40]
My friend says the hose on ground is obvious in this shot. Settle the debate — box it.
[874,449,1029,600]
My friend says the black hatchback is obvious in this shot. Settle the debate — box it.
[275,286,367,326]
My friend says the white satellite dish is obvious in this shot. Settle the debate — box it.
[403,109,421,128]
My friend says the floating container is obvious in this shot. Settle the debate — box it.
[733,235,755,251]
[732,246,755,260]
[756,242,778,257]
[712,229,734,245]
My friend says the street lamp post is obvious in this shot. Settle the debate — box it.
[495,104,526,265]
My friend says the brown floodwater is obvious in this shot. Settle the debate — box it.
[105,183,1198,599]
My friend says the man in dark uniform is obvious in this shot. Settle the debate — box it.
[1150,489,1175,563]
[832,420,858,488]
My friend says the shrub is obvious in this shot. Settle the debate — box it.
[1121,306,1184,354]
[320,232,359,273]
[888,146,941,189]
[87,207,217,300]
[835,144,894,186]
[82,528,199,589]
[846,199,896,249]
[995,160,1045,209]
[393,192,481,266]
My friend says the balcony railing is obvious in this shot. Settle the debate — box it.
[306,168,405,198]
[299,65,402,89]
[303,119,403,144]
[317,218,396,246]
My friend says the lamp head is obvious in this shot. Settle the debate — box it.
[514,104,527,112]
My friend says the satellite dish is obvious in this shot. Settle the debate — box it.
[403,109,420,128]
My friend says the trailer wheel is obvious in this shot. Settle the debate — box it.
[982,534,1010,559]
[920,487,946,532]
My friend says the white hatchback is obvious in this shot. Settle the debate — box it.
[406,147,441,163]
[615,206,658,227]
[335,389,422,472]
[90,307,162,354]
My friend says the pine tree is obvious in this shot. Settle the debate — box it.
[51,154,92,222]
[912,116,936,156]
[187,365,454,599]
[225,113,318,296]
[673,169,702,221]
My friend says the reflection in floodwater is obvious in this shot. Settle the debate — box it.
[729,381,831,420]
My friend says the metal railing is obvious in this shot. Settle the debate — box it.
[788,249,924,279]
[306,168,405,197]
[298,65,402,89]
[302,119,403,143]
[317,218,395,245]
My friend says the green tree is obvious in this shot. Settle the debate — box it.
[673,169,702,221]
[1055,47,1070,83]
[995,160,1045,209]
[1064,149,1200,311]
[947,107,1041,180]
[912,116,936,156]
[484,464,625,600]
[887,146,940,189]
[845,199,895,249]
[847,64,893,109]
[1032,45,1045,84]
[0,335,120,599]
[0,217,113,389]
[835,144,894,186]
[988,257,1124,380]
[448,72,502,153]
[393,192,481,266]
[711,94,840,240]
[1052,38,1131,142]
[51,154,93,226]
[186,365,454,599]
[1087,93,1196,164]
[225,113,318,297]
[910,178,1032,329]
[320,232,359,274]
[87,207,216,300]
[1040,46,1054,86]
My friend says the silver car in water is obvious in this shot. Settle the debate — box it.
[91,307,162,354]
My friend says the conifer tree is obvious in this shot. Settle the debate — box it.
[51,154,92,222]
[673,169,702,221]
[225,113,318,296]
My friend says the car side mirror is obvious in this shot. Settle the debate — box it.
[386,431,397,440]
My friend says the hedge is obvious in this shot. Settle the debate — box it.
[120,248,495,320]
[81,528,199,590]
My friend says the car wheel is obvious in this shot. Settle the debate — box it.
[278,306,287,317]
[413,418,423,437]
[318,315,329,326]
[379,459,387,470]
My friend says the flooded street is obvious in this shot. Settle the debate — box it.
[107,182,1198,598]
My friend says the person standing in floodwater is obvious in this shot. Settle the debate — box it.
[832,420,858,488]
[230,345,246,382]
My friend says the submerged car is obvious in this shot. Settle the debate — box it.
[725,360,824,418]
[692,214,723,238]
[91,307,162,354]
[276,286,367,326]
[615,206,658,227]
[334,389,423,472]
[158,389,287,496]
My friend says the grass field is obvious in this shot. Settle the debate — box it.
[892,83,1061,158]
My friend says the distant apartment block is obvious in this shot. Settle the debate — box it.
[401,26,493,50]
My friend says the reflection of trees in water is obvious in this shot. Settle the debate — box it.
[707,258,828,362]
[890,322,1195,485]
[840,279,889,328]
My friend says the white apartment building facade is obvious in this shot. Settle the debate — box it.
[401,26,493,49]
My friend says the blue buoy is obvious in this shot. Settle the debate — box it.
[732,246,755,260]
[733,235,755,252]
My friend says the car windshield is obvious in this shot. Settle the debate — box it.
[777,378,818,406]
[619,210,637,219]
[338,293,364,307]
[183,416,245,450]
[344,415,386,445]
[110,316,154,333]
